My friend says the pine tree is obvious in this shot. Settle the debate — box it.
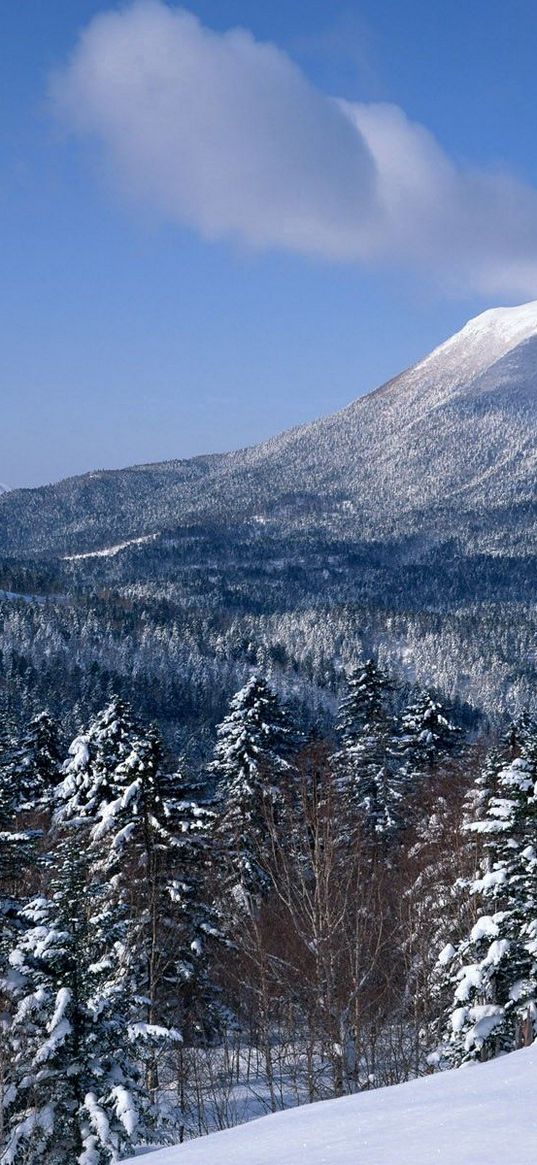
[461,747,503,832]
[2,831,153,1164]
[396,691,457,779]
[437,746,537,1064]
[0,717,39,951]
[3,701,191,1163]
[403,782,475,1072]
[154,767,226,1137]
[56,697,136,824]
[0,717,45,1157]
[391,692,459,837]
[335,660,400,838]
[336,660,390,748]
[211,675,293,911]
[56,703,182,1118]
[6,712,62,814]
[164,767,223,1044]
[503,712,537,759]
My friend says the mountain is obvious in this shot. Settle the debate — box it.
[124,1044,537,1165]
[3,300,537,558]
[3,301,537,738]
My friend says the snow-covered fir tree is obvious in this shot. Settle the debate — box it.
[402,782,475,1071]
[395,691,457,780]
[335,660,402,839]
[2,828,153,1164]
[55,697,137,824]
[388,691,460,845]
[502,712,537,759]
[164,767,223,1046]
[56,703,183,1113]
[0,716,40,949]
[5,711,62,815]
[336,659,390,749]
[437,745,537,1064]
[461,748,503,833]
[211,674,294,911]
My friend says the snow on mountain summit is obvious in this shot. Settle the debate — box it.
[416,298,537,388]
[457,298,537,345]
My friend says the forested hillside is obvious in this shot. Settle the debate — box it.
[3,303,537,747]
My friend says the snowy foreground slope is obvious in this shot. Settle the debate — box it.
[125,1046,537,1165]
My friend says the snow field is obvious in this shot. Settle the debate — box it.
[124,1045,537,1165]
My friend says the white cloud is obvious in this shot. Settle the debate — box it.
[52,0,537,296]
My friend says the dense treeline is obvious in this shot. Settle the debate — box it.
[3,514,537,754]
[4,568,534,758]
[2,661,537,1161]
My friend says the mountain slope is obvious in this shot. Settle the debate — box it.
[3,300,537,557]
[124,1045,537,1165]
[3,303,537,740]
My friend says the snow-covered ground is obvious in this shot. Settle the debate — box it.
[64,534,158,561]
[124,1046,537,1165]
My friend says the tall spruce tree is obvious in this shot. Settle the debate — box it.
[436,746,537,1064]
[335,660,401,839]
[503,712,537,759]
[0,716,40,964]
[396,691,457,780]
[211,674,293,911]
[56,702,183,1115]
[1,699,194,1164]
[6,712,62,814]
[164,767,223,1046]
[336,660,390,749]
[56,698,136,824]
[2,829,153,1164]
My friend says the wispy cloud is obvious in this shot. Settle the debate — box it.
[51,0,537,296]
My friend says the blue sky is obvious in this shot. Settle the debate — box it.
[3,0,537,488]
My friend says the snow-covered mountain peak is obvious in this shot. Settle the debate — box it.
[393,300,535,414]
[417,299,537,388]
[455,299,537,354]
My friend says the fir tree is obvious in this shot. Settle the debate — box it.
[0,718,40,950]
[164,767,223,1045]
[503,712,537,758]
[335,660,401,839]
[56,704,182,1117]
[2,831,153,1164]
[211,674,293,910]
[396,691,457,778]
[336,659,390,748]
[2,701,191,1163]
[6,712,62,814]
[391,691,459,833]
[437,747,537,1064]
[55,698,137,824]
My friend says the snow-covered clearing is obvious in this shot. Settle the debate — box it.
[125,1045,537,1165]
[0,589,48,604]
[64,534,158,561]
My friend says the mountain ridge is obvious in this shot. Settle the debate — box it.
[3,302,537,735]
[3,300,537,558]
